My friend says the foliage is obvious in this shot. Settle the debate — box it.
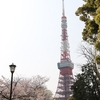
[95,54,100,65]
[95,41,100,51]
[0,75,53,100]
[71,43,100,99]
[67,96,75,100]
[71,63,100,100]
[75,0,100,65]
[75,1,100,99]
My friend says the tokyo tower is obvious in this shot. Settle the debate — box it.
[54,0,74,100]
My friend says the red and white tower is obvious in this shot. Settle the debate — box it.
[54,0,74,100]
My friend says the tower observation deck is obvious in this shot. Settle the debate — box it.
[54,0,74,100]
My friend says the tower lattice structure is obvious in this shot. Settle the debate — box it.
[54,0,74,100]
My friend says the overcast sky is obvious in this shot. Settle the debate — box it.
[0,0,84,94]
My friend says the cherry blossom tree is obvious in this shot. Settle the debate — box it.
[0,75,53,100]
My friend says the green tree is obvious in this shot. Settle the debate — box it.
[71,63,100,100]
[75,0,99,44]
[71,43,100,99]
[75,0,100,87]
[75,0,100,61]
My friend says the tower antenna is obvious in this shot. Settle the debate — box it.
[62,0,65,16]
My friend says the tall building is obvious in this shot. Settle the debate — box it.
[54,0,74,100]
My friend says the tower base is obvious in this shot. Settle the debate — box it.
[54,69,74,100]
